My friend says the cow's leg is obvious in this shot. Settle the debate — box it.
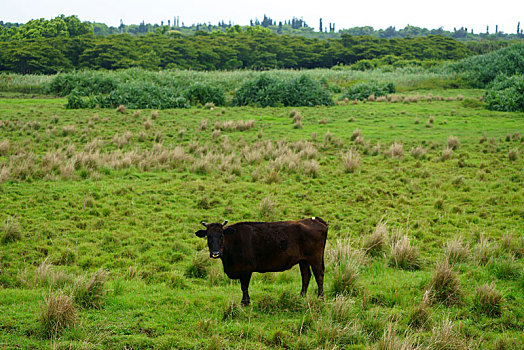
[311,257,324,297]
[299,261,311,296]
[240,273,252,306]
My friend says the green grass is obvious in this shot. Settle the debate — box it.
[0,86,523,348]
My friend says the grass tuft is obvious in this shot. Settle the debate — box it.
[341,149,360,173]
[447,136,460,150]
[389,234,420,270]
[429,318,466,350]
[73,268,108,308]
[363,220,387,257]
[40,292,77,337]
[428,260,462,306]
[473,282,503,317]
[445,237,469,265]
[185,250,210,279]
[2,216,22,243]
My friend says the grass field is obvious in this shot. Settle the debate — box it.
[0,88,523,349]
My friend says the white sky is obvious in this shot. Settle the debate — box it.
[1,0,522,34]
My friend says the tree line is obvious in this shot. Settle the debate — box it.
[1,15,522,41]
[0,30,472,74]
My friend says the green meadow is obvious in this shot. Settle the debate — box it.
[0,85,523,349]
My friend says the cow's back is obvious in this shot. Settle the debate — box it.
[222,218,327,274]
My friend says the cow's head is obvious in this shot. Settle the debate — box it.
[195,220,231,259]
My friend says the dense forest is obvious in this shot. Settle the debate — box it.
[0,16,475,74]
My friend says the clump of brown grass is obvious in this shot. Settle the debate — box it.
[324,131,332,145]
[116,105,127,114]
[143,119,153,130]
[0,140,9,156]
[428,260,462,306]
[350,128,362,141]
[212,129,221,139]
[2,216,22,243]
[445,238,469,265]
[474,236,495,265]
[363,220,387,257]
[61,125,76,136]
[473,282,503,317]
[328,240,366,296]
[112,132,132,148]
[204,102,215,110]
[40,292,77,337]
[479,133,487,143]
[429,318,466,350]
[508,148,519,161]
[341,149,360,173]
[447,136,460,150]
[199,119,208,131]
[441,147,453,161]
[293,119,303,129]
[501,233,523,258]
[73,268,108,308]
[410,145,427,159]
[389,235,420,270]
[151,110,159,119]
[259,196,276,220]
[376,323,419,350]
[302,160,319,177]
[385,142,404,159]
[319,118,328,125]
[408,295,431,330]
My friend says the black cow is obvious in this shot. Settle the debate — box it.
[194,217,328,306]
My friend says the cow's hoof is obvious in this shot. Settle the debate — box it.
[241,300,250,307]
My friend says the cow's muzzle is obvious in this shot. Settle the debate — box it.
[211,251,221,259]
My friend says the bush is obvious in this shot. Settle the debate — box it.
[446,43,524,88]
[342,81,395,101]
[233,74,333,107]
[485,74,524,112]
[185,83,225,106]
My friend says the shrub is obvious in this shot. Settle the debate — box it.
[428,261,462,306]
[233,74,333,107]
[389,235,420,270]
[185,83,225,106]
[446,43,524,88]
[485,75,524,112]
[342,81,395,101]
[473,282,503,317]
[40,292,77,337]
[73,269,108,308]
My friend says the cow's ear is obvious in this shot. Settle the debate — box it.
[195,230,207,238]
[224,227,235,235]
